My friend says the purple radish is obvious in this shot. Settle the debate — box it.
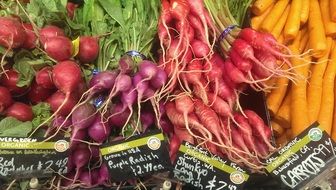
[88,116,111,143]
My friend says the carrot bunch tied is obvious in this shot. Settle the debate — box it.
[157,0,279,172]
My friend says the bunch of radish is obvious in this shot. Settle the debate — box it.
[157,0,277,171]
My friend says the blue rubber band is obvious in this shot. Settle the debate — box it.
[125,50,146,60]
[218,25,238,41]
[92,69,99,76]
[93,95,105,108]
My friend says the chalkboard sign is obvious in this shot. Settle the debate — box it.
[266,122,336,189]
[0,137,69,179]
[100,131,171,181]
[173,142,249,190]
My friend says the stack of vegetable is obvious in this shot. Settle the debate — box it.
[155,0,306,171]
[250,0,336,146]
[3,0,332,189]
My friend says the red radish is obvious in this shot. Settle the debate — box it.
[39,25,65,45]
[169,134,181,162]
[191,39,210,58]
[188,14,206,43]
[66,2,78,19]
[174,125,194,144]
[211,79,235,107]
[228,49,252,73]
[255,138,269,158]
[234,114,259,155]
[239,28,291,59]
[53,60,82,94]
[231,126,253,156]
[0,70,29,96]
[224,59,250,84]
[0,86,13,112]
[204,53,225,101]
[185,60,208,104]
[78,36,99,63]
[6,102,33,121]
[165,101,212,141]
[35,66,55,89]
[47,91,77,116]
[0,17,26,48]
[187,0,209,42]
[88,116,111,143]
[207,93,233,119]
[244,109,275,150]
[22,23,37,49]
[194,99,224,145]
[253,48,277,78]
[158,0,172,49]
[44,36,73,61]
[167,39,185,60]
[28,82,54,104]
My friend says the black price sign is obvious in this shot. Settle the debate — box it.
[100,131,171,181]
[173,142,249,190]
[0,137,69,178]
[266,122,336,189]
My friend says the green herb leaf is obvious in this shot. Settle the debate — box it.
[20,180,29,190]
[32,103,52,129]
[0,117,33,137]
[98,0,125,28]
[13,58,36,87]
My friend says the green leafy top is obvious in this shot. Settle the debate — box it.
[0,117,33,137]
[73,0,160,71]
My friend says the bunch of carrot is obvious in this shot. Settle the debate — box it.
[251,0,336,146]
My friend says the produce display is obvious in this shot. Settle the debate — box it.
[0,0,335,189]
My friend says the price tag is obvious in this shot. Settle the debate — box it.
[266,122,336,189]
[173,142,249,190]
[0,137,69,179]
[100,130,171,181]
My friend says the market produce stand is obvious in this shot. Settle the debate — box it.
[1,0,336,189]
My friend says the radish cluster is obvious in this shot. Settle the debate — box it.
[158,1,275,170]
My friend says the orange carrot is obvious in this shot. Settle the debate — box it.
[284,0,302,40]
[307,37,333,123]
[271,4,290,39]
[330,0,336,22]
[320,0,336,37]
[318,41,336,135]
[251,3,274,30]
[300,0,309,25]
[290,31,311,137]
[252,0,276,15]
[308,0,327,58]
[273,92,291,129]
[260,0,290,33]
